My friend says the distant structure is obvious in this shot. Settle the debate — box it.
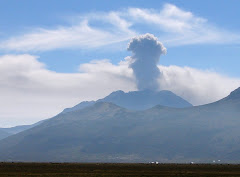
[150,161,159,164]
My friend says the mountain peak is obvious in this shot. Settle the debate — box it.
[104,90,125,99]
[109,90,125,95]
[98,89,192,110]
[62,89,192,114]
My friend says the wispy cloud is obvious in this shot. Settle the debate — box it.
[127,4,240,46]
[0,4,239,52]
[0,19,135,52]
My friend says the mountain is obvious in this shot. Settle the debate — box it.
[0,119,46,135]
[62,90,192,113]
[0,89,191,137]
[222,87,240,101]
[97,90,192,109]
[62,101,95,113]
[0,130,12,140]
[0,88,240,163]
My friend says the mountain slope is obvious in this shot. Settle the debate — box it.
[62,101,95,114]
[0,130,12,140]
[0,102,135,162]
[62,90,192,113]
[0,88,240,163]
[0,119,46,135]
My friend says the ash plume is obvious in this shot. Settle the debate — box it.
[127,33,167,91]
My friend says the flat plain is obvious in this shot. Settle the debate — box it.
[0,163,240,176]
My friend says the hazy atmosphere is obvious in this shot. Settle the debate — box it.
[1,1,240,169]
[0,0,240,127]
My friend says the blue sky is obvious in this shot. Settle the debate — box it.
[0,0,240,75]
[0,0,240,126]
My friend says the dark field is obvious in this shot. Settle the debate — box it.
[1,163,240,177]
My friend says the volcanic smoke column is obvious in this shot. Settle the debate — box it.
[127,33,167,91]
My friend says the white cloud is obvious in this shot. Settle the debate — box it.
[0,54,240,127]
[158,65,240,105]
[0,55,135,127]
[0,4,239,51]
[127,4,200,33]
[0,19,135,52]
[127,4,240,46]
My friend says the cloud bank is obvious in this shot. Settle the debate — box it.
[0,55,135,127]
[0,4,240,52]
[127,33,166,90]
[158,65,240,105]
[0,54,240,127]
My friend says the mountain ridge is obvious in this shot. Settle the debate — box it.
[0,89,192,139]
[0,87,240,162]
[62,89,192,114]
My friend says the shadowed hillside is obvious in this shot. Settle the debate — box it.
[0,130,11,140]
[0,88,240,163]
